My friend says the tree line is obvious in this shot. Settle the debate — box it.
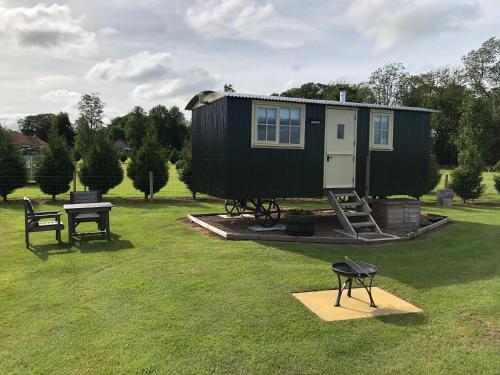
[0,94,193,201]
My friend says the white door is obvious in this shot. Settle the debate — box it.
[324,108,357,188]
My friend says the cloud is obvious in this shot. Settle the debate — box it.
[41,89,81,118]
[346,0,481,53]
[0,108,27,130]
[86,51,172,81]
[185,0,314,48]
[0,3,97,55]
[133,68,218,101]
[98,27,118,36]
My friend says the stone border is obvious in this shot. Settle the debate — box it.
[187,213,452,244]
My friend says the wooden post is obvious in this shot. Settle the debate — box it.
[73,172,77,192]
[149,171,154,202]
[364,151,371,199]
[444,174,449,189]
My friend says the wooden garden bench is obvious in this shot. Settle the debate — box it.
[24,197,64,248]
[69,191,104,230]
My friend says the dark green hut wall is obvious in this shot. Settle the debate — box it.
[225,97,324,199]
[192,97,431,199]
[191,97,228,197]
[355,109,432,196]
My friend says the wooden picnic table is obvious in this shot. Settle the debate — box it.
[63,202,113,245]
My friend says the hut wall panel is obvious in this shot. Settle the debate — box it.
[225,98,324,199]
[191,97,228,196]
[355,109,431,197]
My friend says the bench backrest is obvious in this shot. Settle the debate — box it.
[24,197,35,216]
[70,191,102,204]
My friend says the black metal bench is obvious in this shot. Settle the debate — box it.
[24,197,64,248]
[70,191,104,230]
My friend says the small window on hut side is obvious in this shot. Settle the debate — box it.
[252,101,305,149]
[370,110,394,151]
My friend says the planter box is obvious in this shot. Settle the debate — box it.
[372,198,421,229]
[285,214,316,236]
[436,189,454,206]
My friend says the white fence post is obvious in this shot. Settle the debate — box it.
[149,171,154,202]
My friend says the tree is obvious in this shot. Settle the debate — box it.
[277,82,375,103]
[178,137,196,199]
[79,132,123,194]
[0,126,27,201]
[427,154,441,193]
[53,112,75,148]
[224,83,235,92]
[78,93,105,131]
[398,68,466,165]
[18,114,56,141]
[34,124,74,200]
[127,128,168,199]
[108,115,128,141]
[451,93,485,203]
[125,106,147,150]
[462,37,500,165]
[368,63,408,105]
[462,37,499,98]
[74,117,93,159]
[147,105,188,151]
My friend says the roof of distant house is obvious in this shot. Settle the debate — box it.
[9,131,47,147]
[113,139,132,150]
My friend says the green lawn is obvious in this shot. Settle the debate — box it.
[1,200,499,374]
[425,169,499,202]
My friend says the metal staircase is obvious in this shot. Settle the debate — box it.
[326,189,382,236]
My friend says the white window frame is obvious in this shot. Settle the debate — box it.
[369,110,394,151]
[251,100,306,149]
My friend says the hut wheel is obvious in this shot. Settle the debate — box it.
[255,199,281,227]
[224,199,244,216]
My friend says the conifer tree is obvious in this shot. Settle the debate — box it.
[0,126,27,201]
[127,128,168,199]
[34,124,75,200]
[79,131,123,194]
[451,93,485,202]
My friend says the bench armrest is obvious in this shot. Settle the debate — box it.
[31,212,61,219]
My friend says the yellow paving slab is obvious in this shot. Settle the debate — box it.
[292,287,422,321]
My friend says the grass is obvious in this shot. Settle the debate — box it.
[1,199,499,373]
[423,169,499,202]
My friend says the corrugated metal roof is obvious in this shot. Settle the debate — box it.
[185,91,438,113]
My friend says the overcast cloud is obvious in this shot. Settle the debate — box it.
[0,0,497,129]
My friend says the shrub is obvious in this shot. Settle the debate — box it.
[0,126,27,201]
[79,132,123,194]
[494,175,500,193]
[450,167,484,203]
[427,154,441,193]
[127,130,168,199]
[175,160,185,170]
[34,125,75,200]
[178,139,196,199]
[120,153,128,163]
[494,161,500,172]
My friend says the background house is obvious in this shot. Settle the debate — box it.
[9,131,47,180]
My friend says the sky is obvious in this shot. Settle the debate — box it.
[0,0,498,129]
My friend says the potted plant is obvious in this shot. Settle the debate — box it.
[285,209,316,236]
